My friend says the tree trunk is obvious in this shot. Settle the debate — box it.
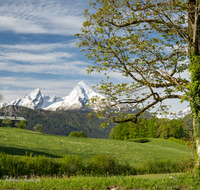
[188,0,200,170]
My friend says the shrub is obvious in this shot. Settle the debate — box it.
[169,137,186,145]
[88,154,136,176]
[0,152,192,178]
[127,138,151,143]
[27,155,59,176]
[0,152,27,177]
[69,131,87,137]
[34,124,43,133]
[18,120,28,129]
[137,158,190,174]
[59,155,84,176]
[2,117,12,127]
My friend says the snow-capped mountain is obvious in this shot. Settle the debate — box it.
[44,81,104,111]
[158,107,191,119]
[0,81,192,118]
[0,81,104,111]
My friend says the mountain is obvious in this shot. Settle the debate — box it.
[0,105,115,139]
[0,81,104,111]
[44,81,104,111]
[157,107,191,119]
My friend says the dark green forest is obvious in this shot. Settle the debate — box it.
[0,106,115,139]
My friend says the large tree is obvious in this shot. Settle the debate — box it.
[75,0,200,170]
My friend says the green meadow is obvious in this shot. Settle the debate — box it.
[1,173,199,190]
[0,127,192,167]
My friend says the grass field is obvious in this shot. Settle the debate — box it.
[0,127,193,167]
[0,173,199,190]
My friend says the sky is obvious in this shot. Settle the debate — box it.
[0,0,189,113]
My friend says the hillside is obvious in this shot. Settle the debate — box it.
[0,105,115,138]
[183,113,193,128]
[0,127,192,167]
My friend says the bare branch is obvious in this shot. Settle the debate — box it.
[159,69,192,100]
[152,0,194,48]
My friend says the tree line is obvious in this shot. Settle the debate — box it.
[110,117,192,140]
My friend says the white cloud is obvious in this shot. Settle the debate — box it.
[0,0,87,35]
[0,52,74,63]
[0,61,89,75]
[0,42,75,51]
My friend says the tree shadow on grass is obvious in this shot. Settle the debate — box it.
[0,146,62,158]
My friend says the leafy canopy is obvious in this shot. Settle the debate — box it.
[75,0,191,126]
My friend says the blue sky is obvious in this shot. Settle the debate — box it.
[0,0,189,113]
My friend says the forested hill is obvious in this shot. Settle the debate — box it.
[183,113,192,128]
[0,106,115,139]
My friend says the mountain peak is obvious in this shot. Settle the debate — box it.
[77,81,94,91]
[25,88,41,99]
[1,81,104,111]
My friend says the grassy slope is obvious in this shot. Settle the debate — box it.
[0,127,192,167]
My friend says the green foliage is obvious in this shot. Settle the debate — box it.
[127,138,151,143]
[69,131,87,138]
[137,158,191,174]
[2,117,12,127]
[14,122,19,128]
[34,124,42,133]
[169,137,186,146]
[110,117,190,140]
[0,152,27,177]
[183,113,193,129]
[18,120,28,129]
[0,152,192,178]
[59,155,84,176]
[0,106,115,139]
[88,154,136,176]
[110,118,156,140]
[157,119,190,139]
[26,154,59,176]
[75,0,189,125]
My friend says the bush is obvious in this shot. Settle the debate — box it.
[2,117,12,127]
[0,152,193,178]
[169,137,186,145]
[59,155,84,176]
[34,124,42,133]
[137,158,190,174]
[69,131,87,137]
[127,138,151,143]
[18,120,28,129]
[88,154,136,176]
[0,152,27,177]
[26,155,59,176]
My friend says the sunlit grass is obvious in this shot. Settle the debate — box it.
[0,127,192,167]
[0,173,198,190]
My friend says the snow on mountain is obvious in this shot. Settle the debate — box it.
[0,88,63,110]
[0,81,192,118]
[44,81,105,111]
[157,107,191,119]
[0,81,104,111]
